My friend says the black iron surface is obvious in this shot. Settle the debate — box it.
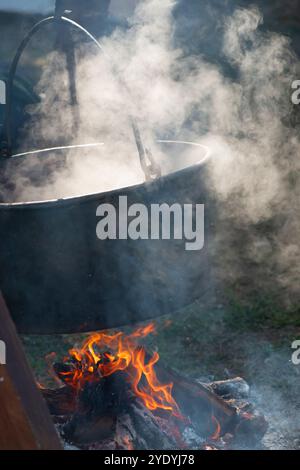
[0,159,213,334]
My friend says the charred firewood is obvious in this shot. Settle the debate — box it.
[232,409,268,449]
[61,371,132,445]
[42,386,75,416]
[63,413,116,445]
[149,359,237,437]
[42,349,268,449]
[208,377,250,400]
[88,402,181,450]
[126,401,181,450]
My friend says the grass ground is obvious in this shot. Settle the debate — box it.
[21,290,300,449]
[21,291,300,383]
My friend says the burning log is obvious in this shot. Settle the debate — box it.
[43,375,183,449]
[208,377,250,399]
[42,386,75,416]
[61,371,131,445]
[150,362,236,434]
[41,323,268,450]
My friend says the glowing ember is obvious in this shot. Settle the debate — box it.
[210,415,221,441]
[56,323,182,418]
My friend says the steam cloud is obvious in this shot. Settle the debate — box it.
[3,1,300,305]
[2,2,299,448]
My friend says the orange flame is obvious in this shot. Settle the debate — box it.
[210,415,221,441]
[56,323,182,418]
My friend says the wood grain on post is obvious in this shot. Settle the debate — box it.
[0,292,62,450]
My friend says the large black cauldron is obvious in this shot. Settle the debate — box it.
[0,14,213,334]
[0,140,212,334]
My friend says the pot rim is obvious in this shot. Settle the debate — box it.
[0,140,211,209]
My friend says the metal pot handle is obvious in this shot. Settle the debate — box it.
[0,14,161,181]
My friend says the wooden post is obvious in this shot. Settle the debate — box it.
[0,292,62,450]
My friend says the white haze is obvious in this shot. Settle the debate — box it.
[4,1,300,303]
[2,3,299,446]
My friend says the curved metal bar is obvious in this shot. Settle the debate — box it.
[1,15,160,180]
[2,16,55,156]
[11,142,104,159]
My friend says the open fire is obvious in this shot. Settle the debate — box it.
[42,323,268,450]
[55,323,182,419]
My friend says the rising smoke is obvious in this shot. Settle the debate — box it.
[3,0,300,306]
